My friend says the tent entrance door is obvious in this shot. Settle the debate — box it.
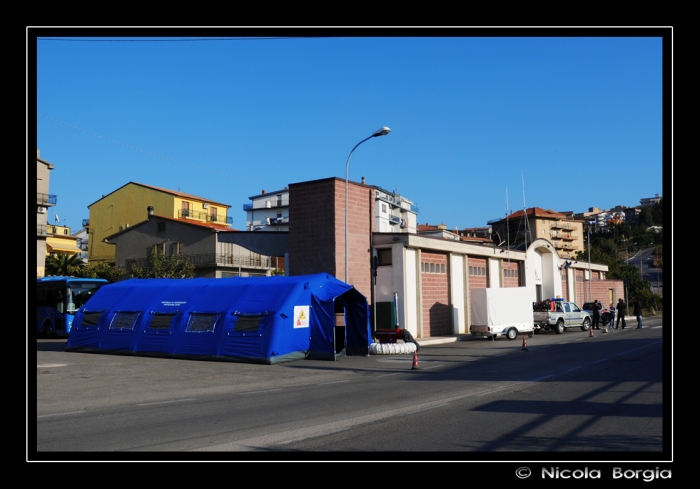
[334,326,346,358]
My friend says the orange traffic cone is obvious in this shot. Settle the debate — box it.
[589,325,594,337]
[522,335,528,351]
[411,350,420,370]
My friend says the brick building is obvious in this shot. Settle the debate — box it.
[284,177,623,339]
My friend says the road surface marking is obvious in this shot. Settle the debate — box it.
[137,399,196,406]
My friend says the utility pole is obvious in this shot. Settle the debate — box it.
[587,226,592,302]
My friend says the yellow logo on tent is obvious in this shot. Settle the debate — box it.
[294,305,309,329]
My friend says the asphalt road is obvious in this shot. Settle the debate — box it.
[33,316,668,461]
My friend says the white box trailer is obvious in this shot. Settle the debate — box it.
[469,287,534,340]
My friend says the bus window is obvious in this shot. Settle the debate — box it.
[36,277,108,337]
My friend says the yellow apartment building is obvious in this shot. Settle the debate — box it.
[86,182,231,264]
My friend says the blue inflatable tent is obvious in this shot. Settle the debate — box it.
[65,274,371,364]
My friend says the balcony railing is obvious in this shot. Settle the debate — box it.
[179,209,232,225]
[37,192,57,206]
[126,253,272,270]
[82,218,90,227]
[37,224,51,236]
[207,214,234,225]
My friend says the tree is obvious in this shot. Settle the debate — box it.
[45,253,84,276]
[76,261,126,283]
[130,249,196,278]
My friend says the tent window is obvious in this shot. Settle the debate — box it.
[234,316,264,332]
[109,311,141,331]
[81,311,105,327]
[148,312,178,330]
[186,312,221,333]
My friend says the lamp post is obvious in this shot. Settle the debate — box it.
[587,226,592,302]
[344,126,391,283]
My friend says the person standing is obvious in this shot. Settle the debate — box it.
[617,298,627,329]
[634,299,643,329]
[609,302,616,329]
[592,300,601,330]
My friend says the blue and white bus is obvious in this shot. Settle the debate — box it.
[36,276,108,337]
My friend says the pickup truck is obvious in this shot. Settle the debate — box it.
[533,299,591,334]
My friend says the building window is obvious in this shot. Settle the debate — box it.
[171,242,184,256]
[152,243,165,255]
[377,249,392,266]
[157,222,165,232]
[209,206,217,221]
[181,201,190,217]
[441,264,446,274]
[382,203,387,214]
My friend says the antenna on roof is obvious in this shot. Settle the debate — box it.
[506,188,510,263]
[521,171,531,252]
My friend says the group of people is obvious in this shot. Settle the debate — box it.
[590,298,643,330]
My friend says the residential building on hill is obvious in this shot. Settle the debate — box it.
[488,207,586,260]
[85,182,233,264]
[640,194,662,206]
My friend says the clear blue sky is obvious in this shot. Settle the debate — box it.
[33,29,667,235]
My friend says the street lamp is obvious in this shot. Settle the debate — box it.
[586,226,595,303]
[344,126,391,283]
[489,229,505,254]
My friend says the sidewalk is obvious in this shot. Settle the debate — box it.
[414,315,639,346]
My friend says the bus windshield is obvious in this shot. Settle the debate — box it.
[37,277,108,337]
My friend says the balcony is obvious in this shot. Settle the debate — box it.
[206,214,234,225]
[37,192,57,206]
[37,224,50,236]
[179,209,230,224]
[243,199,289,212]
[82,218,90,228]
[389,215,401,225]
[127,253,272,270]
